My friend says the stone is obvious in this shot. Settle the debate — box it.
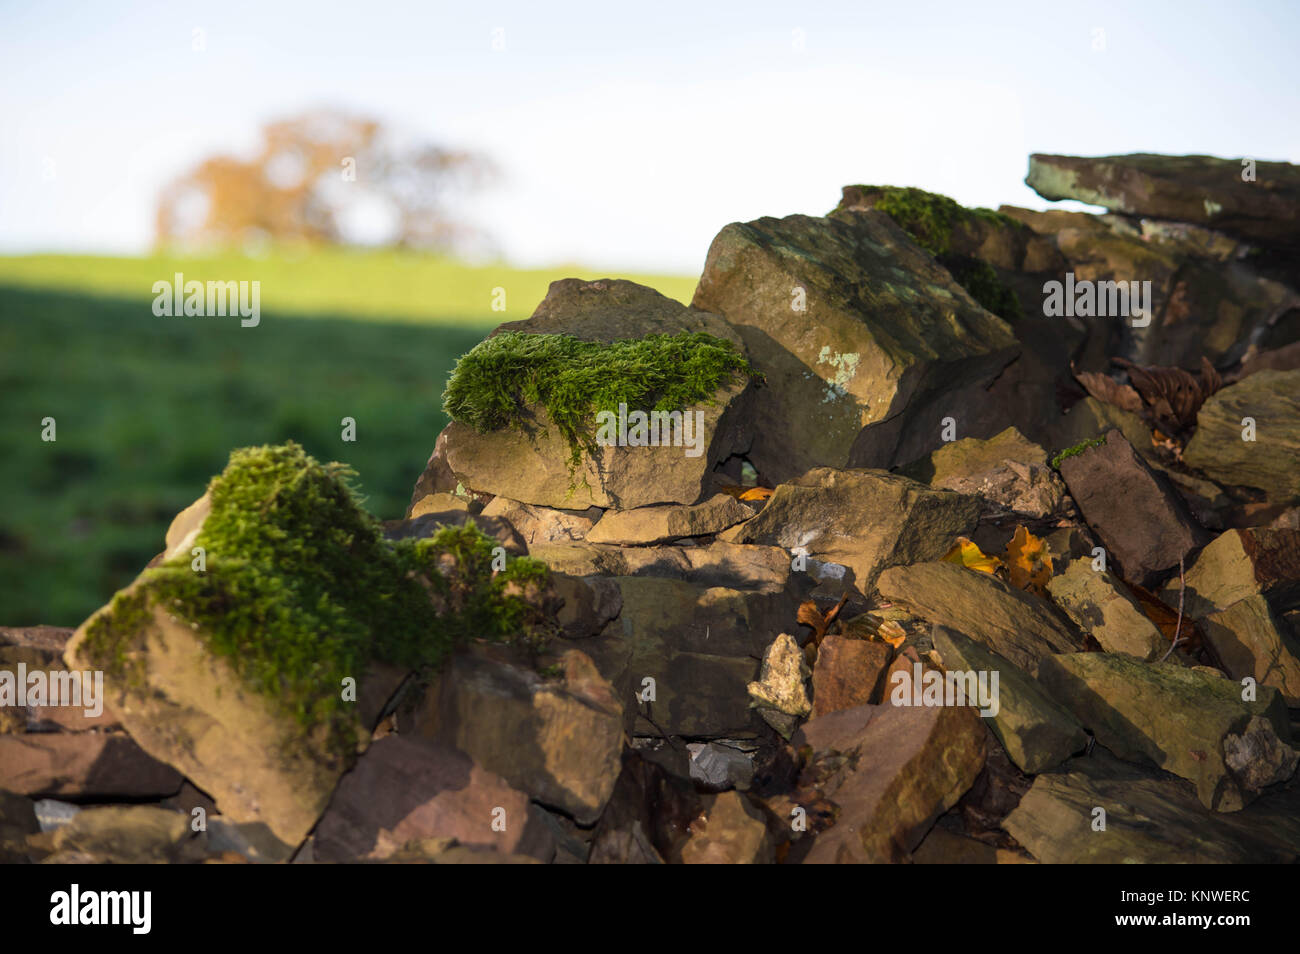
[721,468,981,590]
[1172,528,1300,619]
[409,647,623,825]
[66,591,353,846]
[0,790,39,863]
[0,731,183,798]
[382,510,527,556]
[588,752,704,864]
[747,634,811,739]
[479,496,601,545]
[912,826,1035,864]
[0,634,119,732]
[564,573,802,738]
[1048,397,1153,464]
[48,806,200,864]
[1184,370,1300,503]
[909,427,1067,518]
[1002,203,1296,369]
[834,185,1066,273]
[551,573,622,639]
[1036,652,1296,811]
[810,635,892,718]
[1003,748,1300,863]
[530,540,793,592]
[204,818,295,864]
[680,791,774,864]
[409,492,469,519]
[1223,715,1300,792]
[793,702,987,863]
[875,561,1086,675]
[686,741,755,791]
[1057,429,1207,586]
[1046,560,1167,660]
[1026,153,1300,249]
[406,429,461,516]
[586,494,753,545]
[692,210,1017,481]
[1201,596,1300,705]
[440,280,755,509]
[313,735,555,862]
[930,626,1087,775]
[0,625,75,653]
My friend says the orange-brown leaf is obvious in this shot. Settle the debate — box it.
[1005,525,1053,594]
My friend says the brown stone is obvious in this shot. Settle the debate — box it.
[313,735,555,862]
[811,636,892,718]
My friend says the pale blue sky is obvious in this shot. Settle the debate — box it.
[2,0,1297,271]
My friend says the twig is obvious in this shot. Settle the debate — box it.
[1159,556,1186,663]
[639,703,683,751]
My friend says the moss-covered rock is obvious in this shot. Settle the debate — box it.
[432,280,761,509]
[693,211,1018,478]
[67,441,554,845]
[443,329,758,475]
[833,184,1041,322]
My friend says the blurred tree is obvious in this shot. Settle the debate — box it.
[155,110,496,252]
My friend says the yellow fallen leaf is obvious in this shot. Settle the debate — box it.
[1005,525,1052,594]
[739,486,775,501]
[942,537,1002,574]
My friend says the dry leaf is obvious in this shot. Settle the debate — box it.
[1072,366,1142,413]
[796,594,848,645]
[738,486,775,502]
[1111,356,1222,439]
[876,619,906,650]
[942,537,1003,574]
[1004,525,1052,594]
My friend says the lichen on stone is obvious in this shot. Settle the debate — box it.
[442,330,760,471]
[79,442,553,755]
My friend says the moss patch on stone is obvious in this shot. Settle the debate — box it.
[945,258,1023,321]
[443,330,759,471]
[1050,436,1107,470]
[80,442,553,755]
[842,185,1023,322]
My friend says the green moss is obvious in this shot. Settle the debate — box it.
[841,185,1023,322]
[80,587,151,687]
[442,331,759,472]
[944,258,1022,322]
[84,442,553,756]
[867,186,965,258]
[1050,436,1107,470]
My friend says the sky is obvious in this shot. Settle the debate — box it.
[2,0,1298,273]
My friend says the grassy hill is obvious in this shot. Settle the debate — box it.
[0,250,697,625]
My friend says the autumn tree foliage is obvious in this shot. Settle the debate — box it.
[155,110,495,252]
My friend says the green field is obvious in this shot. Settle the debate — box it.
[0,250,697,626]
